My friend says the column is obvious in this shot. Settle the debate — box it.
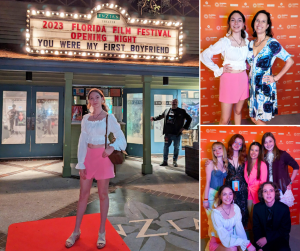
[62,72,73,177]
[142,75,153,174]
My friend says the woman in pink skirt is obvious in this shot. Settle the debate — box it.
[65,88,126,249]
[200,10,249,125]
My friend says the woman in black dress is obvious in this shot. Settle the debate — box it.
[225,134,249,227]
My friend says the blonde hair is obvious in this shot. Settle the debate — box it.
[87,88,108,112]
[211,142,228,171]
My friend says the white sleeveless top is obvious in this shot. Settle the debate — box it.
[200,36,249,77]
[75,114,127,169]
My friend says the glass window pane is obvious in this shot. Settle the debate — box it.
[2,91,27,144]
[127,93,143,144]
[154,94,173,143]
[181,91,199,147]
[36,92,59,144]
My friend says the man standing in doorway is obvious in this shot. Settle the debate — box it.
[151,99,192,167]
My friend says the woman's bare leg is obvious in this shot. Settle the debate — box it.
[220,102,233,125]
[251,117,267,125]
[97,178,110,234]
[233,100,245,125]
[74,178,93,233]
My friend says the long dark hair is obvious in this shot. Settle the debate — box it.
[227,134,247,165]
[261,132,281,160]
[251,10,273,38]
[87,88,108,112]
[258,182,280,203]
[215,185,236,207]
[247,142,264,180]
[227,10,247,39]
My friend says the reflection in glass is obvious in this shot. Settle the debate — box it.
[154,94,173,143]
[181,91,199,147]
[2,91,27,144]
[36,92,59,144]
[127,93,143,144]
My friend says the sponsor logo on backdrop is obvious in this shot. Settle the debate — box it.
[295,133,300,136]
[267,4,275,7]
[211,103,218,107]
[203,112,209,116]
[229,130,236,135]
[246,15,254,19]
[215,2,227,7]
[219,15,228,18]
[288,25,298,29]
[203,1,211,7]
[278,14,288,19]
[278,140,284,144]
[282,96,291,100]
[292,111,299,113]
[204,14,216,19]
[206,129,217,133]
[230,4,238,7]
[278,89,283,92]
[289,3,299,8]
[205,25,213,31]
[210,86,217,90]
[206,37,218,41]
[286,45,296,49]
[291,15,298,18]
[239,131,248,135]
[277,35,287,39]
[286,141,294,144]
[284,80,293,84]
[201,105,208,107]
[202,95,208,100]
[278,3,285,8]
[293,96,300,98]
[253,3,264,8]
[281,111,290,115]
[294,149,300,153]
[242,2,249,8]
[216,26,227,31]
[277,24,284,30]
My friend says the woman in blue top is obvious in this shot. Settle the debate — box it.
[203,142,228,210]
[247,10,294,125]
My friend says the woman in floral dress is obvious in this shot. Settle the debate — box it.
[247,10,294,125]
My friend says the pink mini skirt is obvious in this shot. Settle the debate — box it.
[219,71,249,103]
[208,237,221,251]
[84,147,115,180]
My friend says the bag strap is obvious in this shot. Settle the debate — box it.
[105,114,108,149]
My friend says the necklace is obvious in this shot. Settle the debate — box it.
[254,35,267,47]
[222,205,231,216]
[93,109,103,120]
[230,35,243,47]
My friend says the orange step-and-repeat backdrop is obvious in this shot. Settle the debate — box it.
[200,1,300,124]
[200,126,300,238]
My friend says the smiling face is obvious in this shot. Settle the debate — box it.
[250,145,260,160]
[172,99,178,109]
[221,187,234,205]
[212,144,224,158]
[254,13,269,35]
[262,184,275,205]
[229,12,245,34]
[88,91,103,110]
[264,136,275,152]
[232,137,243,151]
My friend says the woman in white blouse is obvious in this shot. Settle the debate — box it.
[200,10,249,125]
[208,185,256,251]
[65,88,126,249]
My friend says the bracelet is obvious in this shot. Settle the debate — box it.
[290,181,293,185]
[272,75,278,82]
[247,242,251,249]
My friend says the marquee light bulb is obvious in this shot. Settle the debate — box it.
[87,14,91,19]
[26,47,30,52]
[131,19,135,23]
[26,33,30,38]
[110,4,114,8]
[97,5,101,10]
[121,10,125,14]
[55,51,58,55]
[60,13,64,17]
[46,11,50,16]
[32,10,36,15]
[179,35,183,39]
[74,14,78,18]
[41,50,45,54]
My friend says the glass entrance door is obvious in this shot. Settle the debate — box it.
[0,85,64,158]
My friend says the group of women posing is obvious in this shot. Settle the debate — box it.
[200,10,294,125]
[203,132,299,251]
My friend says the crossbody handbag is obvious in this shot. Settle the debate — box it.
[105,114,124,165]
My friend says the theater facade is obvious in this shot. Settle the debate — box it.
[0,0,199,176]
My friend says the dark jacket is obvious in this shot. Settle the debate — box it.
[265,150,299,193]
[253,201,291,251]
[153,107,192,135]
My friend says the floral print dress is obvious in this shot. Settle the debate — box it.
[225,161,249,227]
[247,38,291,121]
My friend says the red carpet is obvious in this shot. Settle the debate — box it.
[6,213,130,251]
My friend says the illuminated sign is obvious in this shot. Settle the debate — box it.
[25,3,183,61]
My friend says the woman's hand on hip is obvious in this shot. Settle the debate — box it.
[223,64,233,73]
[262,75,276,85]
[103,146,115,158]
[79,169,87,180]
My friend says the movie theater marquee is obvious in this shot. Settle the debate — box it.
[25,4,183,61]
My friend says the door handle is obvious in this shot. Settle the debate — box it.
[31,117,35,130]
[27,117,31,130]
